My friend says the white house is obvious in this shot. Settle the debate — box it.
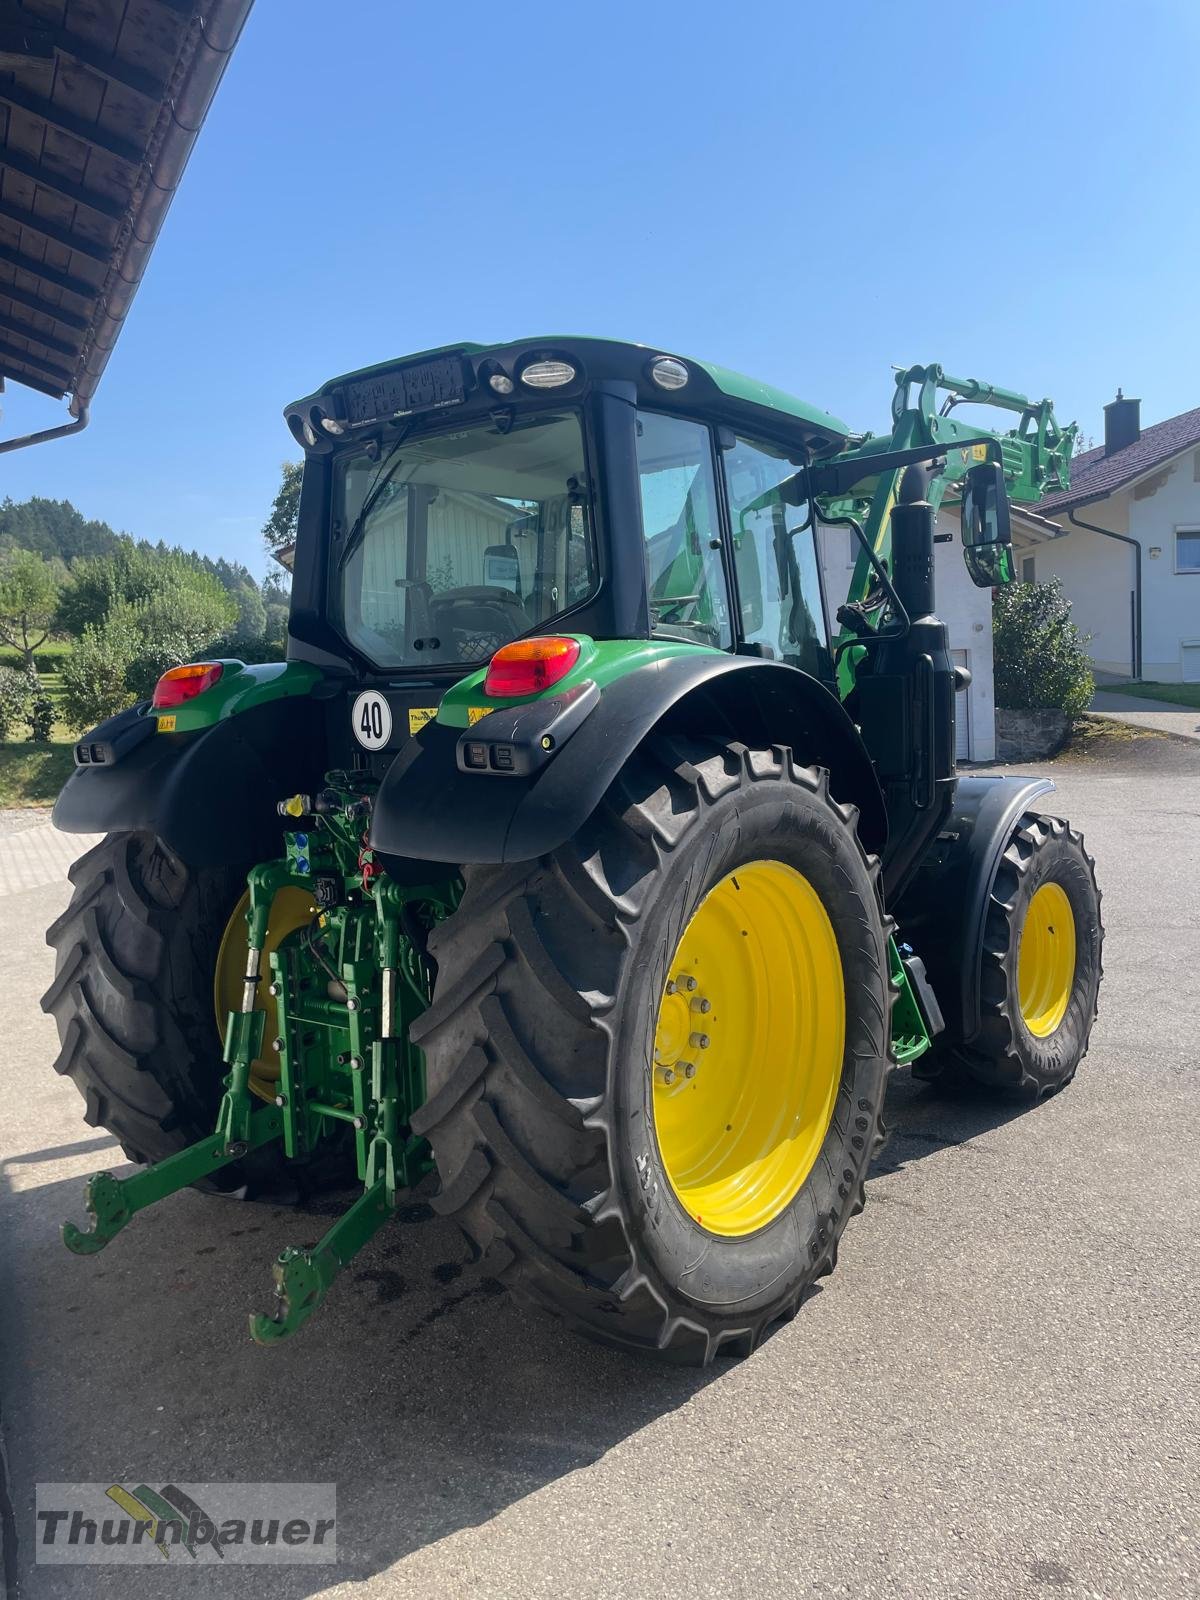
[1014,393,1200,684]
[818,509,999,763]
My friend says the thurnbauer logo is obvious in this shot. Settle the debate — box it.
[36,1483,336,1563]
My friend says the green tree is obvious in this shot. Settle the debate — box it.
[122,580,237,699]
[993,577,1094,718]
[0,548,64,671]
[0,664,31,740]
[261,570,290,656]
[0,495,120,563]
[60,574,236,731]
[60,615,139,731]
[262,461,303,557]
[58,541,177,636]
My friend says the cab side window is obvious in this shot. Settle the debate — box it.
[635,411,732,650]
[723,435,831,678]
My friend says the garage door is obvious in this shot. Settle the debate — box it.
[952,649,971,761]
[1182,643,1200,684]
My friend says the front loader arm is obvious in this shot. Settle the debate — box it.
[819,363,1076,692]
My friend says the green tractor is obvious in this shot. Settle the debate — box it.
[46,340,1103,1360]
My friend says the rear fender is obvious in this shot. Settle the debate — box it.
[52,697,329,867]
[892,774,1055,1043]
[370,654,886,869]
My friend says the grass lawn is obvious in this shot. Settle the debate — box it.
[0,738,74,807]
[1104,680,1200,709]
[0,666,77,808]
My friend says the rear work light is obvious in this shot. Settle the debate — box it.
[152,662,224,709]
[484,637,580,697]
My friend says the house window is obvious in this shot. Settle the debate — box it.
[1021,555,1036,583]
[1176,528,1200,574]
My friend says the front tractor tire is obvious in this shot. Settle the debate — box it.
[43,832,270,1191]
[926,813,1103,1098]
[411,739,893,1363]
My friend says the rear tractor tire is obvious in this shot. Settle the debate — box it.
[924,812,1103,1099]
[412,738,894,1363]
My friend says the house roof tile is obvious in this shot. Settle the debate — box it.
[1038,404,1200,514]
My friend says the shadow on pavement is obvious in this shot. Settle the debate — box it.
[1,1063,1048,1599]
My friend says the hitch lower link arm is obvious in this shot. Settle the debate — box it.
[62,863,305,1257]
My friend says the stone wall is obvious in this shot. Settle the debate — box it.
[995,708,1071,762]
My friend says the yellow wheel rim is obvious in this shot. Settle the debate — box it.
[651,859,845,1238]
[213,887,319,1091]
[1017,881,1076,1038]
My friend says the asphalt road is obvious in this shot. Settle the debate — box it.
[1,732,1197,1600]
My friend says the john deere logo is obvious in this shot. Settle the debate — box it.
[35,1482,336,1565]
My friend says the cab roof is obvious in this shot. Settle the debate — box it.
[287,336,850,452]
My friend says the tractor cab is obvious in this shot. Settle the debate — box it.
[282,338,851,695]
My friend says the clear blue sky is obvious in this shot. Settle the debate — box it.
[3,0,1198,575]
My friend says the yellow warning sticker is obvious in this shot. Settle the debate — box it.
[408,706,439,735]
[466,706,493,725]
[156,715,176,732]
[969,443,989,462]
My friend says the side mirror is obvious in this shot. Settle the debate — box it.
[961,461,1014,587]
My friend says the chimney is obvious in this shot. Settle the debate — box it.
[1104,389,1141,455]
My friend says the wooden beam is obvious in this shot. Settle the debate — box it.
[54,30,170,103]
[0,336,73,388]
[0,145,128,222]
[0,240,98,300]
[0,196,112,263]
[0,81,145,168]
[0,276,90,332]
[0,309,79,359]
[0,359,67,398]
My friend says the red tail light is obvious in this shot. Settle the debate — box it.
[484,637,581,697]
[152,662,223,709]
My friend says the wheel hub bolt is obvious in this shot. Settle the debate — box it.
[690,1032,710,1050]
[690,996,711,1014]
[655,1065,677,1086]
[681,975,698,991]
[681,1062,697,1080]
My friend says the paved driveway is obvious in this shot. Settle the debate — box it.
[1092,690,1200,742]
[1,733,1198,1600]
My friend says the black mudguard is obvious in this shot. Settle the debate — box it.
[370,654,887,869]
[892,773,1055,1045]
[52,697,328,867]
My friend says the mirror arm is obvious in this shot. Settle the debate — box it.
[812,504,912,661]
[805,435,997,501]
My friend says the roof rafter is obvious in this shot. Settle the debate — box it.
[0,307,79,358]
[0,80,145,168]
[0,276,90,332]
[0,239,98,299]
[0,145,128,222]
[0,195,112,263]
